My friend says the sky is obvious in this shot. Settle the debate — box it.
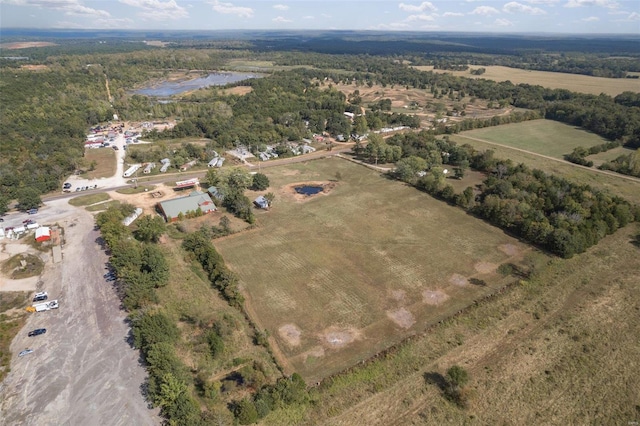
[0,0,639,34]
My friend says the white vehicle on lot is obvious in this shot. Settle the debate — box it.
[31,300,59,312]
[33,291,48,302]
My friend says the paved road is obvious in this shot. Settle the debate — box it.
[0,200,159,425]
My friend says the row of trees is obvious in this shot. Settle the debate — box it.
[386,132,639,258]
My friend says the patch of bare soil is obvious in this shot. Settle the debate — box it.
[422,289,450,305]
[391,289,406,302]
[302,346,326,363]
[387,307,416,329]
[278,323,302,347]
[321,326,362,349]
[282,181,338,202]
[220,86,253,96]
[19,65,49,71]
[1,41,57,49]
[498,243,520,257]
[475,261,498,274]
[449,273,469,287]
[107,183,178,216]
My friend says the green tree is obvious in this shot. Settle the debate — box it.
[445,365,470,408]
[395,156,427,182]
[205,167,220,187]
[15,187,42,211]
[134,215,166,243]
[227,168,252,191]
[206,329,225,358]
[0,195,9,215]
[250,173,270,191]
[234,398,259,425]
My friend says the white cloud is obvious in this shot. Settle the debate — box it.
[208,0,253,18]
[272,16,291,22]
[371,22,411,30]
[302,15,314,19]
[442,12,464,17]
[6,0,111,18]
[564,0,618,8]
[273,4,288,11]
[503,1,546,14]
[120,0,188,20]
[495,18,514,26]
[525,0,559,4]
[398,2,437,12]
[581,15,599,21]
[627,12,640,21]
[321,13,331,18]
[470,6,500,15]
[406,13,435,22]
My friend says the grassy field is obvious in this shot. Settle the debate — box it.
[215,157,532,383]
[414,65,640,97]
[459,119,609,159]
[67,193,110,207]
[82,148,116,179]
[269,223,640,425]
[450,134,640,205]
[587,146,636,166]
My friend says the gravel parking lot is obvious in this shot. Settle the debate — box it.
[0,201,158,425]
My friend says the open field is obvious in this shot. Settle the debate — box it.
[268,223,640,425]
[450,134,640,204]
[331,81,514,127]
[460,119,609,159]
[82,147,117,179]
[587,146,637,166]
[215,157,533,383]
[414,65,640,97]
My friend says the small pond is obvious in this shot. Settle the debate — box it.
[295,185,324,196]
[133,72,261,97]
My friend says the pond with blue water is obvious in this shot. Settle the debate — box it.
[134,72,261,97]
[294,185,324,196]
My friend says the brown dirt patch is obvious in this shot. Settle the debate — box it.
[20,65,49,71]
[422,289,450,305]
[321,326,362,349]
[1,42,57,49]
[386,307,416,329]
[391,289,406,302]
[498,243,520,257]
[278,323,302,347]
[219,86,253,96]
[475,261,498,274]
[282,181,338,202]
[108,183,178,216]
[449,273,468,287]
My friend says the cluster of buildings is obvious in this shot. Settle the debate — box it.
[0,222,51,242]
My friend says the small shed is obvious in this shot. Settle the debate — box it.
[254,195,269,210]
[207,186,225,201]
[35,226,51,242]
[208,157,220,167]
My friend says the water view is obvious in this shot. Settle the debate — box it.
[294,185,324,196]
[134,72,261,97]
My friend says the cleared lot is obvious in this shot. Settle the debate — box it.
[215,158,533,383]
[0,200,158,425]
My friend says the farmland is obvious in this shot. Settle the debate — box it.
[458,119,610,159]
[414,65,640,97]
[215,157,534,383]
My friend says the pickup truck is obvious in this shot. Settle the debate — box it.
[27,300,59,312]
[33,291,48,302]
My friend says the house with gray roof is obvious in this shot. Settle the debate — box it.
[158,190,216,222]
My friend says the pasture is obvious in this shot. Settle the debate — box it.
[215,157,531,382]
[82,147,117,179]
[449,134,640,204]
[459,119,609,159]
[414,65,640,97]
[587,146,637,166]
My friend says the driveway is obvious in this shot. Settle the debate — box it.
[0,199,159,425]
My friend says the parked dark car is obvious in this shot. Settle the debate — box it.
[28,328,46,337]
[27,208,38,215]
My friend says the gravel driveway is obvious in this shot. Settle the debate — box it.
[0,203,159,425]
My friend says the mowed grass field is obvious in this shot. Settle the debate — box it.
[215,158,532,382]
[459,119,609,159]
[587,145,637,166]
[449,133,640,205]
[414,65,640,97]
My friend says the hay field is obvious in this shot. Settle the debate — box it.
[414,65,640,97]
[449,135,640,204]
[215,157,530,382]
[460,119,609,159]
[587,146,636,166]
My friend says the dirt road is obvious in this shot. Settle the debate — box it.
[0,200,158,425]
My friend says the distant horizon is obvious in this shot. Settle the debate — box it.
[1,1,638,34]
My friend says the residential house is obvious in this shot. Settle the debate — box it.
[254,195,269,210]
